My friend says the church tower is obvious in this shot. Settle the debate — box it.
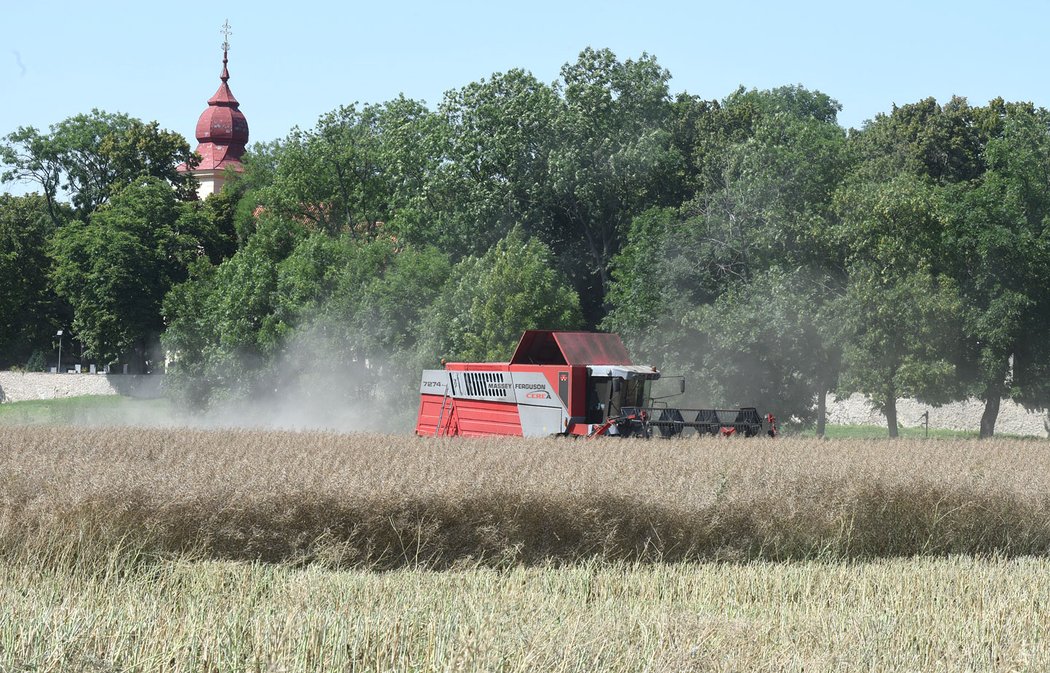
[179,21,249,199]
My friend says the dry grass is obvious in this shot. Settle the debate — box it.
[4,427,1050,671]
[2,427,1049,567]
[2,554,1049,672]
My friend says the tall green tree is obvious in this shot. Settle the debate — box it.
[420,227,583,362]
[262,98,443,242]
[225,140,283,243]
[431,69,562,255]
[850,96,990,186]
[836,266,963,437]
[373,96,449,247]
[683,268,842,431]
[942,104,1050,435]
[1,110,197,225]
[265,105,385,236]
[605,86,849,428]
[163,216,451,416]
[271,236,452,424]
[162,213,304,406]
[50,178,224,370]
[551,48,682,323]
[0,193,66,367]
[846,97,1050,436]
[832,170,965,436]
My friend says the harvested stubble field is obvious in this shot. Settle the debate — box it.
[2,426,1050,671]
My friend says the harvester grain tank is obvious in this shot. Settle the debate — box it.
[415,330,776,438]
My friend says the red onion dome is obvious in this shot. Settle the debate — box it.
[187,46,249,172]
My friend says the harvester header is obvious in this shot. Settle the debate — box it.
[415,331,776,439]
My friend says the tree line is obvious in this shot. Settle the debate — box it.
[2,48,1049,436]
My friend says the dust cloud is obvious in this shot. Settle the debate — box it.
[9,322,425,434]
[191,322,423,433]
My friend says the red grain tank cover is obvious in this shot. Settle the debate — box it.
[509,330,633,366]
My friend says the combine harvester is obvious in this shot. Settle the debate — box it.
[415,330,776,439]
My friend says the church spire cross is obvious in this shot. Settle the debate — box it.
[221,20,232,54]
[219,20,231,82]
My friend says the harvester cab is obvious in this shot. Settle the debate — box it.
[584,365,658,434]
[414,330,776,439]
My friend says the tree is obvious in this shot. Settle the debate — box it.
[602,207,681,348]
[665,93,721,203]
[162,213,304,406]
[1,110,197,225]
[679,85,843,199]
[225,140,283,243]
[271,236,452,425]
[264,105,384,236]
[372,96,449,248]
[195,181,244,263]
[550,48,682,324]
[850,96,988,186]
[724,111,848,266]
[256,97,452,250]
[604,86,849,429]
[50,178,221,370]
[836,266,963,437]
[942,105,1050,435]
[429,69,562,255]
[0,193,66,367]
[830,167,968,436]
[844,97,1050,436]
[682,268,841,432]
[163,216,451,419]
[420,227,583,362]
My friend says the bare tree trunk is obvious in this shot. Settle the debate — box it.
[816,389,827,438]
[885,388,899,438]
[980,395,1001,439]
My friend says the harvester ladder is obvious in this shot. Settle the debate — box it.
[435,385,450,437]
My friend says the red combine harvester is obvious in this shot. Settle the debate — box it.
[415,330,776,439]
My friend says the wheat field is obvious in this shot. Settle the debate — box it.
[2,427,1050,671]
[3,427,1049,565]
[4,554,1049,672]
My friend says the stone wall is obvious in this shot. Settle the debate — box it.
[0,371,165,403]
[825,393,1049,438]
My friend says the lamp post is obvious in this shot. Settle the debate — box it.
[56,329,63,374]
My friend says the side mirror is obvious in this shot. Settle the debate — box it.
[680,379,686,394]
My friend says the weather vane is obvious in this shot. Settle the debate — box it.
[221,20,232,52]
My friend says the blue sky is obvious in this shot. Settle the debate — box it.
[2,0,1048,180]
